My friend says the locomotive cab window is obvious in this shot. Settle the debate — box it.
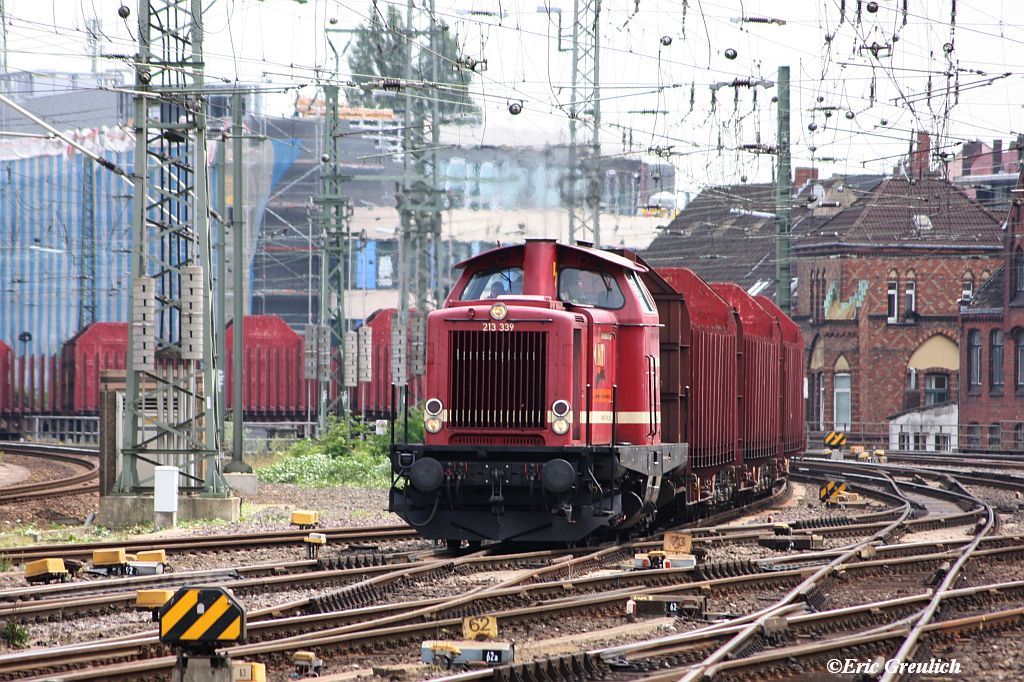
[559,268,625,309]
[460,267,524,300]
[626,271,656,314]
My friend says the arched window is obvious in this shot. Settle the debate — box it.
[1016,248,1024,295]
[982,269,991,285]
[904,270,916,315]
[962,272,974,302]
[966,423,981,448]
[833,356,851,431]
[990,330,1005,390]
[989,423,1002,450]
[886,270,899,322]
[1015,328,1024,394]
[967,329,982,390]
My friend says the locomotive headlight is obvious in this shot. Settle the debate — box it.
[552,417,570,435]
[424,398,443,416]
[551,400,571,418]
[425,416,443,433]
[489,302,508,320]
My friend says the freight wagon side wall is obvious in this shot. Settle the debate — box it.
[225,316,308,418]
[756,296,806,456]
[0,340,11,414]
[712,283,782,460]
[61,322,128,414]
[656,268,739,470]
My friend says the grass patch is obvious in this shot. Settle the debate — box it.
[257,412,422,489]
[1,621,28,648]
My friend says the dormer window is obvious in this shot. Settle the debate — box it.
[912,214,933,231]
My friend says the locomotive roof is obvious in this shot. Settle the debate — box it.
[454,241,648,273]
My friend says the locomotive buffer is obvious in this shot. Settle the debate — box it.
[160,586,254,682]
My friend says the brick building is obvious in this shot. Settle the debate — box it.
[793,148,1004,444]
[959,167,1024,451]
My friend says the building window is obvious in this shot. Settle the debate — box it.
[1015,423,1024,451]
[898,432,910,450]
[924,373,949,405]
[913,432,927,450]
[935,433,951,452]
[1016,248,1024,295]
[887,280,899,322]
[904,278,916,316]
[990,330,1005,390]
[1016,329,1024,394]
[965,423,981,448]
[968,330,982,390]
[833,372,851,430]
[989,423,1002,450]
[962,273,974,302]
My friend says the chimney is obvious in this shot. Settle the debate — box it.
[793,167,819,194]
[993,139,1003,174]
[961,140,982,177]
[911,131,930,179]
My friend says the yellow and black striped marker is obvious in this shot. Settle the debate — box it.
[159,586,245,649]
[824,431,847,448]
[819,480,847,502]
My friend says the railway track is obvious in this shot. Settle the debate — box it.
[3,457,1021,681]
[0,443,99,503]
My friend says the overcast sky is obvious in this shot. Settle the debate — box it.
[5,1,1024,194]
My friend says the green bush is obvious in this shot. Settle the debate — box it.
[257,409,423,488]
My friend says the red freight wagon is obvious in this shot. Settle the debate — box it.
[712,283,782,461]
[0,339,12,414]
[225,316,309,419]
[61,322,128,414]
[756,296,806,457]
[356,309,424,419]
[655,267,740,470]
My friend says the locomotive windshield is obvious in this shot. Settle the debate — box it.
[460,267,524,300]
[558,268,625,309]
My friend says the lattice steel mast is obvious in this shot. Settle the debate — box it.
[395,0,444,389]
[118,0,224,494]
[567,0,602,246]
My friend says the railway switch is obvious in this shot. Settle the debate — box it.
[136,589,175,620]
[633,550,696,570]
[89,547,168,576]
[160,586,246,682]
[24,558,75,584]
[421,640,515,668]
[292,650,323,677]
[304,533,327,559]
[626,594,707,621]
[232,661,266,681]
[290,510,320,529]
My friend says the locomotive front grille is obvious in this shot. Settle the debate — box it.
[448,330,547,429]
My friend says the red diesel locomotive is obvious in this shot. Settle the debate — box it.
[389,240,804,545]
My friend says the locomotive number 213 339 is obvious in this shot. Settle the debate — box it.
[482,322,515,332]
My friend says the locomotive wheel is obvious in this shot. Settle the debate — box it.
[446,539,462,551]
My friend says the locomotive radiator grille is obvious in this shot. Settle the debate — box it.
[448,330,547,429]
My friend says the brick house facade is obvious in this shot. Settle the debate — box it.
[792,169,1003,441]
[959,167,1024,451]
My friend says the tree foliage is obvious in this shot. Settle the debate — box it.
[345,2,479,122]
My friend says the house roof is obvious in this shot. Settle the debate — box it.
[640,175,880,291]
[797,175,1003,252]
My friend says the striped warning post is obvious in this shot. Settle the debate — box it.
[159,586,246,649]
[824,431,847,448]
[818,480,848,502]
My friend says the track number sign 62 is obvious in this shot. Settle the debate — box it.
[482,322,514,332]
[462,615,499,641]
